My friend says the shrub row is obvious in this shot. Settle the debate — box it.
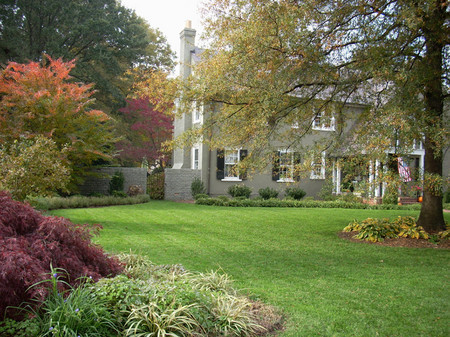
[196,197,422,210]
[27,194,150,210]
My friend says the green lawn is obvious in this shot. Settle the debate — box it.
[51,202,450,337]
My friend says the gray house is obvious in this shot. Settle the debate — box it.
[165,23,447,201]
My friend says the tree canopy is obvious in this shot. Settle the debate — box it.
[116,97,173,167]
[0,0,174,112]
[179,0,449,231]
[0,55,118,191]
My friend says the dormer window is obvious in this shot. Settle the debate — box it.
[312,111,335,131]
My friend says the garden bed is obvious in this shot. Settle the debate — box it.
[338,231,450,249]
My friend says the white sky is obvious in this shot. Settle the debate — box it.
[120,0,205,70]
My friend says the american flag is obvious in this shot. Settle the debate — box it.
[397,157,412,182]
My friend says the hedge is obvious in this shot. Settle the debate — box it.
[196,197,423,210]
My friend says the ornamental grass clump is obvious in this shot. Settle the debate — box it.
[25,268,118,337]
[98,253,266,337]
[125,302,200,337]
[0,191,123,319]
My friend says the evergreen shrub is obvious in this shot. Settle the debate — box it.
[258,187,279,200]
[194,193,209,200]
[227,185,252,198]
[191,177,206,198]
[109,171,124,195]
[147,171,165,200]
[28,195,150,210]
[285,187,306,200]
[196,197,422,210]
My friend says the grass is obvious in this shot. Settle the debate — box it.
[51,201,450,337]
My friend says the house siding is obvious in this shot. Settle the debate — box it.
[167,23,450,201]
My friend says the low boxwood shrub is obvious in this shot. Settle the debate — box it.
[195,197,422,211]
[112,190,128,198]
[194,193,210,200]
[27,194,150,210]
[227,184,252,198]
[258,187,279,200]
[285,187,306,200]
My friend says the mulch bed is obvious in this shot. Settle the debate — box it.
[338,231,450,249]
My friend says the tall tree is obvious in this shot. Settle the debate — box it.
[0,0,174,112]
[116,97,173,167]
[0,55,118,189]
[180,0,449,231]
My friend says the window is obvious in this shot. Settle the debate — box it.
[310,152,326,179]
[192,147,200,169]
[193,103,203,124]
[216,149,247,181]
[272,150,301,182]
[224,149,239,179]
[312,111,335,131]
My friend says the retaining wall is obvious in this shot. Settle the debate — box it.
[78,167,147,196]
[164,168,201,200]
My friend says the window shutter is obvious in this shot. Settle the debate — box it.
[239,149,248,180]
[293,152,302,181]
[272,151,280,181]
[216,149,224,180]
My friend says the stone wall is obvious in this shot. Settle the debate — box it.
[78,167,147,196]
[165,168,201,200]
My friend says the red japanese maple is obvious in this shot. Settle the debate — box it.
[116,98,173,166]
[0,192,123,319]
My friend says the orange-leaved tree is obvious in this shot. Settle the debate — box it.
[0,55,118,191]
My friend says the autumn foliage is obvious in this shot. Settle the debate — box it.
[116,98,173,165]
[0,192,123,319]
[0,55,118,189]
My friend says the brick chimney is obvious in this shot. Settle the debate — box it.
[179,20,196,79]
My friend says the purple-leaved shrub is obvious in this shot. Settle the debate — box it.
[0,191,123,318]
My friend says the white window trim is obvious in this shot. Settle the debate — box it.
[193,103,203,124]
[191,145,201,170]
[312,111,335,131]
[221,177,242,182]
[221,148,243,181]
[277,149,295,183]
[310,152,326,180]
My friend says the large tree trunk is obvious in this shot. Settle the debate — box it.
[417,139,445,232]
[416,1,446,232]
